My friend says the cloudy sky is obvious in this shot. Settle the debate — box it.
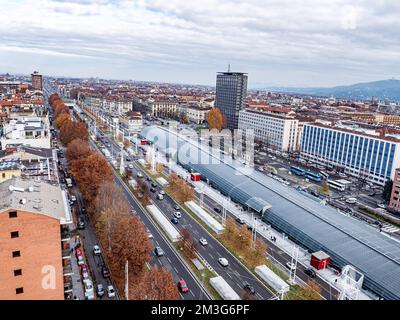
[0,0,399,87]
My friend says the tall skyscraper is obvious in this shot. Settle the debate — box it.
[31,71,43,91]
[215,69,248,130]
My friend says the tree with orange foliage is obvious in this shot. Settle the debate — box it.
[110,215,152,284]
[54,113,71,130]
[132,266,179,300]
[207,107,225,131]
[69,153,114,204]
[48,93,60,105]
[60,121,89,146]
[66,138,93,162]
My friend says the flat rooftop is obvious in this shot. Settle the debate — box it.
[0,177,71,224]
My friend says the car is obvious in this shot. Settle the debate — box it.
[83,279,94,300]
[151,183,157,188]
[199,237,208,246]
[173,211,181,219]
[137,172,143,178]
[304,268,316,278]
[107,285,116,298]
[243,283,255,295]
[173,204,180,210]
[171,217,179,224]
[77,218,85,230]
[150,187,156,193]
[102,266,110,278]
[214,207,222,214]
[81,207,87,214]
[93,245,101,256]
[286,262,296,271]
[70,195,77,202]
[96,284,105,298]
[157,194,164,200]
[177,280,189,293]
[81,264,89,280]
[236,217,245,225]
[154,246,164,257]
[218,257,229,267]
[147,177,151,181]
[128,164,133,169]
[159,190,165,195]
[377,203,386,209]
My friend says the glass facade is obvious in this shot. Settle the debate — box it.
[215,72,248,130]
[301,124,398,185]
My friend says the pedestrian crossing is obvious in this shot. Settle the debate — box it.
[381,224,400,234]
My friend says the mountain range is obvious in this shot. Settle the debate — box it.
[262,79,400,101]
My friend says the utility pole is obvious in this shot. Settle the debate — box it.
[125,260,129,300]
[288,245,299,285]
[119,148,125,176]
[222,198,227,226]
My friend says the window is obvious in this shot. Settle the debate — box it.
[14,269,22,276]
[10,231,19,238]
[15,287,24,294]
[12,251,21,258]
[9,211,17,218]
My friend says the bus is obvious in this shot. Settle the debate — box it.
[305,171,322,182]
[327,180,346,192]
[290,166,305,176]
[320,171,329,180]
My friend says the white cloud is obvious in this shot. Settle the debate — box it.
[0,0,399,86]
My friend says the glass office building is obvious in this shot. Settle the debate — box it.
[142,125,400,300]
[215,72,248,130]
[300,123,400,185]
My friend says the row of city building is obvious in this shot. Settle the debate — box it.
[0,72,74,299]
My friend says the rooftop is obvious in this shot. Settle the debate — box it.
[0,177,71,224]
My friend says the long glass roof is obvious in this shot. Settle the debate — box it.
[142,126,400,299]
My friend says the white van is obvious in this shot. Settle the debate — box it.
[345,197,357,204]
[157,194,164,200]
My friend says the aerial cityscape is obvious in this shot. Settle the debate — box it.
[1,0,400,313]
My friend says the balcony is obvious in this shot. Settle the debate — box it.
[63,264,73,276]
[62,249,72,259]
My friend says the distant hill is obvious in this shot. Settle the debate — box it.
[265,79,400,101]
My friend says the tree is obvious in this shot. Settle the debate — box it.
[54,103,70,119]
[133,266,179,300]
[110,215,152,285]
[54,113,71,130]
[66,139,93,162]
[70,153,114,204]
[319,181,330,196]
[382,179,393,203]
[293,280,322,300]
[167,173,194,203]
[207,107,225,131]
[60,121,89,146]
[155,163,164,175]
[179,228,198,260]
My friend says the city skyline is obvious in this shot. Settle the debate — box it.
[0,1,400,87]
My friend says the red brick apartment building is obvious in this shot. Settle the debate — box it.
[0,177,72,300]
[389,168,400,212]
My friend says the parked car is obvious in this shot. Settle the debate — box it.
[173,211,182,219]
[171,217,179,224]
[157,194,164,200]
[107,285,116,298]
[102,266,110,278]
[78,218,85,230]
[93,245,101,256]
[236,217,245,225]
[150,187,156,193]
[128,164,133,169]
[243,283,255,295]
[173,204,180,211]
[70,195,77,202]
[304,268,316,278]
[83,279,94,300]
[96,284,105,298]
[154,246,164,257]
[199,237,208,246]
[177,280,189,293]
[218,257,229,267]
[159,190,165,195]
[151,183,157,188]
[79,263,89,279]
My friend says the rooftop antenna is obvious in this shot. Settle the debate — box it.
[228,64,231,72]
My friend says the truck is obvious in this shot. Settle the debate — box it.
[65,178,73,188]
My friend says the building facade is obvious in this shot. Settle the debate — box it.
[300,123,400,185]
[0,177,72,300]
[238,109,299,152]
[388,168,400,212]
[215,72,248,130]
[31,71,43,91]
